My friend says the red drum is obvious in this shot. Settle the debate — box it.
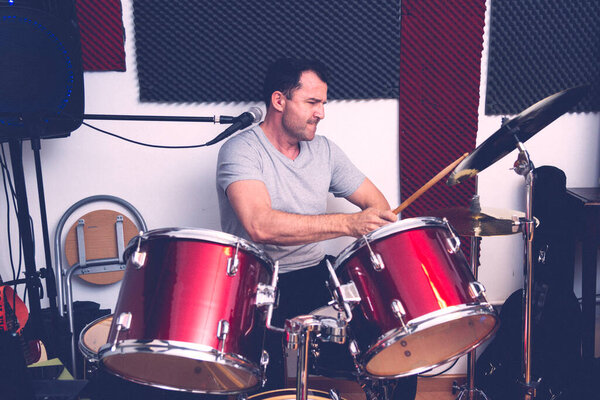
[249,388,347,400]
[98,228,273,394]
[79,314,112,376]
[333,217,498,378]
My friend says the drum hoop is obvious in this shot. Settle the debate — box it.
[98,339,261,394]
[248,388,346,399]
[78,313,113,360]
[124,227,274,270]
[361,303,499,379]
[334,216,447,269]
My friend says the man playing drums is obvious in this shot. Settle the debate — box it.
[216,58,416,399]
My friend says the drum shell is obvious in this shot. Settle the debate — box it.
[100,228,273,393]
[334,217,498,377]
[249,388,347,400]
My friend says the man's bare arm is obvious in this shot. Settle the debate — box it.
[226,179,395,245]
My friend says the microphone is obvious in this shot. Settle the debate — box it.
[206,107,263,146]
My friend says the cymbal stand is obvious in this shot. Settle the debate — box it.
[454,232,489,400]
[512,139,539,399]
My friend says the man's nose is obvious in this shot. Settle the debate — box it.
[315,104,325,119]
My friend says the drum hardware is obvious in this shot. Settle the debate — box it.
[348,339,365,375]
[228,241,241,276]
[259,350,270,387]
[362,235,385,271]
[442,218,462,253]
[262,261,286,333]
[285,315,348,400]
[110,312,131,352]
[468,282,486,300]
[217,319,230,355]
[451,233,490,400]
[131,232,146,269]
[390,299,409,332]
[447,86,588,400]
[329,388,342,400]
[325,260,358,322]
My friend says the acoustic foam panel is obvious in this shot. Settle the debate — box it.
[399,0,486,263]
[486,0,599,114]
[132,0,401,103]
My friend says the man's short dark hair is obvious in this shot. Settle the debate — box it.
[262,58,329,107]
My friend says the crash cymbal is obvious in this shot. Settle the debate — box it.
[447,85,589,186]
[428,207,534,237]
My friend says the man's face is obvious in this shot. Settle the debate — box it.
[281,71,327,142]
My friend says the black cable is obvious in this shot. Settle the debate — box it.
[1,144,17,280]
[0,143,21,308]
[82,121,210,149]
[418,358,459,378]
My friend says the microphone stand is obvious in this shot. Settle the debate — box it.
[0,112,237,345]
[6,138,44,341]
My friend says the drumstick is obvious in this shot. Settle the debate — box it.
[393,152,469,215]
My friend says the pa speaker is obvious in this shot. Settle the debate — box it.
[0,0,84,142]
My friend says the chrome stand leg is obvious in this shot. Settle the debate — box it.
[453,234,490,400]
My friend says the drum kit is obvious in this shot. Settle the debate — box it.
[75,86,587,400]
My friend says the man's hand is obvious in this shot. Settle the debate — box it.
[346,207,397,238]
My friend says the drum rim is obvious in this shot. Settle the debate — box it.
[78,313,113,361]
[334,216,447,269]
[361,302,499,379]
[248,388,346,399]
[124,227,274,270]
[98,338,261,394]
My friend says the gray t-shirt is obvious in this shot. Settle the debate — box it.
[216,125,365,273]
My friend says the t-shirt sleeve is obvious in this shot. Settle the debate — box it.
[327,138,365,198]
[216,135,263,193]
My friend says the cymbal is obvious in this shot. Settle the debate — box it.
[428,207,533,237]
[447,85,589,186]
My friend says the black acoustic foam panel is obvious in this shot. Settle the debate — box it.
[485,0,599,115]
[133,1,401,103]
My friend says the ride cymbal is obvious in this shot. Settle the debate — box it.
[447,85,589,186]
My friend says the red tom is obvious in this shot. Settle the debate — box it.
[333,217,499,378]
[98,228,273,394]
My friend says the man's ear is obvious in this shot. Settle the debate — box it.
[271,91,286,112]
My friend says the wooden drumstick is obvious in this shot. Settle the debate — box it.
[393,152,469,215]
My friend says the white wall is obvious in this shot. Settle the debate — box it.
[0,0,598,376]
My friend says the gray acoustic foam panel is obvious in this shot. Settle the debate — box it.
[132,1,401,103]
[485,0,599,115]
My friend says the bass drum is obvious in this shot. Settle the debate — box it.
[99,228,273,394]
[332,217,499,378]
[249,388,346,400]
